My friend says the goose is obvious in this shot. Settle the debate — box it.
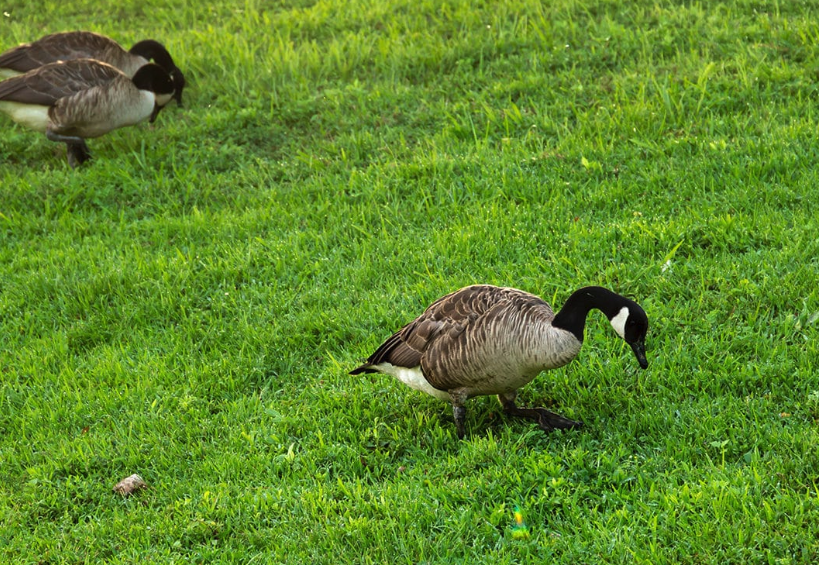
[0,31,185,106]
[0,58,175,167]
[350,284,649,439]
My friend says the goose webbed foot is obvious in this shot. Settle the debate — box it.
[528,407,583,432]
[66,141,92,168]
[499,392,583,433]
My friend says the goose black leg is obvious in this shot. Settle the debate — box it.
[498,391,583,433]
[46,129,91,168]
[449,389,469,439]
[46,128,85,145]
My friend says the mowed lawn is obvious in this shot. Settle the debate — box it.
[2,0,819,562]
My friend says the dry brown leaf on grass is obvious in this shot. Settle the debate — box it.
[112,474,148,496]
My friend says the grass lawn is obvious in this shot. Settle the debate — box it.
[2,0,819,562]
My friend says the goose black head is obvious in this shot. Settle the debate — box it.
[131,63,174,122]
[608,300,649,369]
[129,39,185,106]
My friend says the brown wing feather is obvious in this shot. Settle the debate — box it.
[362,317,443,369]
[0,59,123,105]
[352,285,544,382]
[0,32,122,73]
[421,286,554,390]
[420,291,553,390]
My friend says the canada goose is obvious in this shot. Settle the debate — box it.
[0,58,174,167]
[0,31,185,106]
[350,285,649,439]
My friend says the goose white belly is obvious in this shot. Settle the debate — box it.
[69,89,156,138]
[154,92,173,108]
[457,365,546,397]
[109,90,156,130]
[375,359,550,400]
[0,101,50,132]
[373,362,451,401]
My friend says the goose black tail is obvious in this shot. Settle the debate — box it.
[349,365,377,375]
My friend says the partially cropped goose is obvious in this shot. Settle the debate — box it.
[0,31,185,106]
[0,58,174,167]
[350,285,649,439]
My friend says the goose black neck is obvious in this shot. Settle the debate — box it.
[130,40,176,71]
[551,286,625,342]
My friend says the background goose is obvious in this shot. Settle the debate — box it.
[0,58,174,167]
[350,284,649,439]
[0,31,185,106]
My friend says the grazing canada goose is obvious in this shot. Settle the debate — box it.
[0,31,185,106]
[350,285,649,439]
[0,58,174,167]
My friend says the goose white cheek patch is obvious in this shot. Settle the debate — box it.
[610,307,629,340]
[155,92,173,107]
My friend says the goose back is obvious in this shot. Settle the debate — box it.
[0,58,123,106]
[360,285,582,397]
[0,32,130,77]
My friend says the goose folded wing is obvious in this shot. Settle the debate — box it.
[423,284,530,322]
[419,286,550,391]
[0,32,115,72]
[364,318,443,368]
[366,285,503,369]
[0,60,122,105]
[0,44,44,73]
[39,32,118,61]
[419,301,510,391]
[0,73,59,105]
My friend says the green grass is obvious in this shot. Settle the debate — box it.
[2,0,819,562]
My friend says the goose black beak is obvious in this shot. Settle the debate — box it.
[149,103,162,123]
[630,340,648,369]
[170,70,185,107]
